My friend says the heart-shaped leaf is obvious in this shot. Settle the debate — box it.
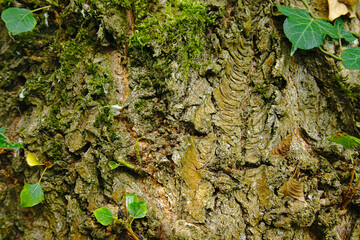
[277,5,337,55]
[1,8,37,35]
[94,207,115,226]
[108,161,120,170]
[128,201,147,219]
[342,47,360,70]
[20,183,44,207]
[333,18,356,42]
[327,132,360,149]
[126,193,139,209]
[0,127,24,149]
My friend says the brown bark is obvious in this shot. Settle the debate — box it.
[1,0,360,239]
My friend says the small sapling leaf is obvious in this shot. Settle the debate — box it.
[0,127,23,149]
[1,8,37,35]
[327,132,360,149]
[94,207,115,226]
[342,47,360,70]
[126,193,139,209]
[128,201,147,219]
[277,5,337,55]
[20,183,44,207]
[26,153,43,166]
[333,18,356,42]
[109,161,120,170]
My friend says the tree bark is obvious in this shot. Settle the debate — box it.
[1,0,360,239]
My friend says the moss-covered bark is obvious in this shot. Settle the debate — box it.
[1,0,360,239]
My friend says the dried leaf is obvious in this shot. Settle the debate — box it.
[338,0,357,6]
[279,177,305,202]
[327,0,350,21]
[269,135,292,157]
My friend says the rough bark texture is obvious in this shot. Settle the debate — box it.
[1,0,360,239]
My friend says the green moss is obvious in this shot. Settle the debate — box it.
[49,105,60,129]
[60,40,86,77]
[95,106,114,128]
[23,75,49,99]
[94,106,123,141]
[134,99,146,109]
[129,0,214,79]
[85,62,113,99]
[44,138,64,161]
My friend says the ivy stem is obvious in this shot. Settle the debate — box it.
[31,5,51,13]
[340,150,359,209]
[339,39,343,52]
[301,0,314,17]
[38,167,48,183]
[350,31,360,38]
[134,138,142,165]
[318,47,342,61]
[115,217,140,240]
[125,223,140,240]
[301,0,328,20]
[117,158,135,170]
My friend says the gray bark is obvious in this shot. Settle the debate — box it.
[1,0,360,239]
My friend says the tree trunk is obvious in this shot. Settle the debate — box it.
[1,0,360,239]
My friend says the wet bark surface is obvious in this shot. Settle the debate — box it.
[1,0,360,239]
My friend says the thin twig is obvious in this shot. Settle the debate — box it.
[31,6,51,13]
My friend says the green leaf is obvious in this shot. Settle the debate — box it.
[277,5,337,55]
[277,5,310,19]
[20,183,44,207]
[108,161,120,170]
[342,47,360,70]
[94,207,115,226]
[126,193,139,209]
[327,132,360,149]
[333,18,356,42]
[1,8,37,35]
[0,127,24,149]
[128,201,147,219]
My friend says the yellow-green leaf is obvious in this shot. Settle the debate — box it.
[20,183,44,207]
[26,153,42,166]
[327,132,360,149]
[94,207,115,226]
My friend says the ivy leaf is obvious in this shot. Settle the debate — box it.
[126,193,139,209]
[93,207,115,226]
[333,18,356,42]
[26,153,43,166]
[20,183,44,207]
[277,5,337,55]
[342,47,360,70]
[128,201,147,219]
[1,8,37,35]
[0,127,23,149]
[108,161,120,170]
[327,132,360,149]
